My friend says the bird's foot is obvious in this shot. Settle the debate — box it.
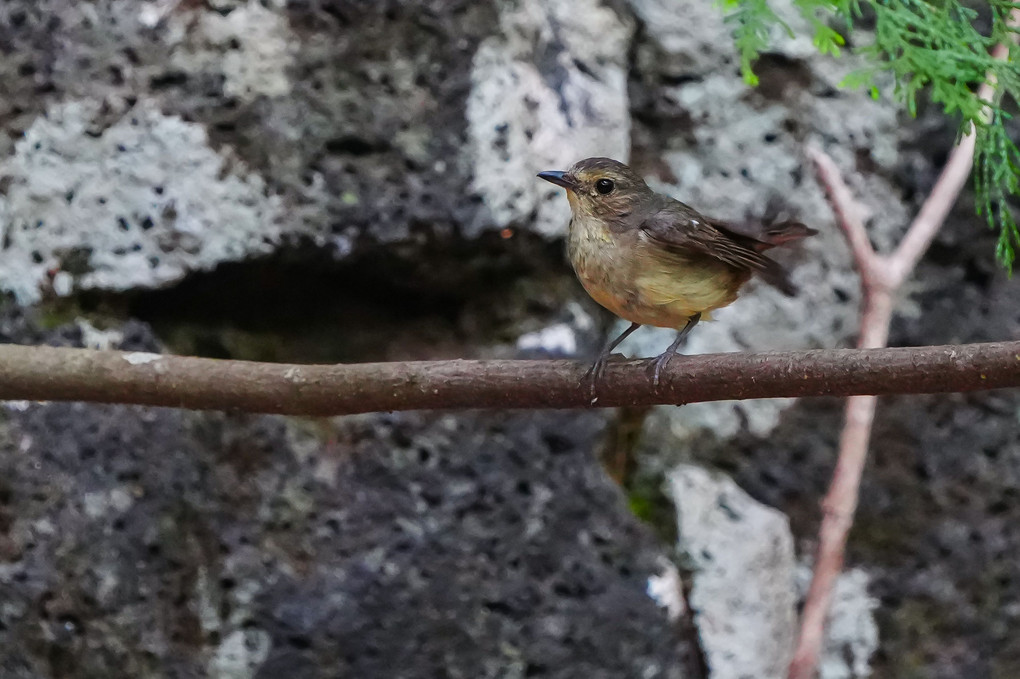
[648,350,676,388]
[579,321,643,404]
[580,354,614,403]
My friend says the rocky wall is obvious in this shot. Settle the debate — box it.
[1,1,1018,678]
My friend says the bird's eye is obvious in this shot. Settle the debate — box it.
[595,178,615,195]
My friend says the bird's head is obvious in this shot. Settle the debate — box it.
[538,157,653,222]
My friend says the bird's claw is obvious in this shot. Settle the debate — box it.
[581,350,629,403]
[580,356,609,403]
[649,351,676,388]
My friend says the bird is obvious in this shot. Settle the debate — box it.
[537,157,816,391]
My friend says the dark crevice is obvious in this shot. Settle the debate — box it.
[75,232,573,364]
[746,53,813,102]
[679,566,711,679]
[324,135,389,156]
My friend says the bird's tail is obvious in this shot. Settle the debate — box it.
[751,221,817,297]
[709,215,817,296]
[754,221,818,250]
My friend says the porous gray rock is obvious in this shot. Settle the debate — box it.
[1,1,1019,677]
[669,465,879,679]
[0,318,691,679]
[0,100,283,304]
[168,0,297,102]
[669,464,797,679]
[0,0,635,298]
[465,0,633,237]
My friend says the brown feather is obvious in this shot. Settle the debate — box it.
[638,201,811,296]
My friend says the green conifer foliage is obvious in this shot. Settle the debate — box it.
[719,0,1020,268]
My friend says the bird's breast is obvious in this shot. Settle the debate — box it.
[566,215,747,328]
[566,216,616,280]
[566,216,638,319]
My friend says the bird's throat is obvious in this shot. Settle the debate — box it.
[565,190,579,212]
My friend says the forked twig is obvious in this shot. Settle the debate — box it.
[789,27,1017,679]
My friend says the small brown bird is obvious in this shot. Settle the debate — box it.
[538,157,816,389]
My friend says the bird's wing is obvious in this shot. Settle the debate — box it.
[639,202,773,272]
[639,201,797,294]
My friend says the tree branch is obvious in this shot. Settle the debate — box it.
[0,342,1016,415]
[792,145,965,679]
[790,22,1017,678]
[807,146,881,280]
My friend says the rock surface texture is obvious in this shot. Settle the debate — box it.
[667,465,879,679]
[0,326,690,678]
[1,1,1019,678]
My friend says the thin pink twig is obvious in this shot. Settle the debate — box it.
[807,146,880,278]
[792,145,971,677]
[790,22,1017,678]
[790,150,894,679]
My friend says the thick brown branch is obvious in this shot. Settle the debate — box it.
[0,342,1016,415]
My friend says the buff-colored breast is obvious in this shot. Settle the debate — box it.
[567,215,747,329]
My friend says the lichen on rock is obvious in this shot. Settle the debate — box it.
[466,0,634,237]
[0,99,283,304]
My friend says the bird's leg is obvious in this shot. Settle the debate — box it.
[582,321,641,397]
[650,312,701,387]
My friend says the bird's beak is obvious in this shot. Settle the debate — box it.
[537,170,578,191]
